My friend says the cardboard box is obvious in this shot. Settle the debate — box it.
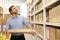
[0,14,3,25]
[49,27,55,40]
[46,26,55,40]
[37,25,44,36]
[49,5,60,22]
[35,14,39,22]
[35,24,44,36]
[37,1,43,10]
[31,16,34,22]
[0,8,3,14]
[46,26,60,40]
[39,13,43,23]
[35,25,38,32]
[55,28,60,40]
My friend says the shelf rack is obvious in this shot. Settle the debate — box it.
[26,0,60,40]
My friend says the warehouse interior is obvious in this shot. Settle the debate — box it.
[0,0,60,40]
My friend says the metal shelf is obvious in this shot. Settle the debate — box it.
[45,0,59,10]
[31,22,60,27]
[31,8,43,16]
[46,22,60,27]
[31,22,43,25]
[27,0,42,13]
[27,0,60,40]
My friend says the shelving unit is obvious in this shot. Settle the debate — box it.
[0,7,3,32]
[46,22,60,27]
[26,0,60,40]
[27,0,41,13]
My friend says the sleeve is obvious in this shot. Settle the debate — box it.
[23,17,30,27]
[5,19,10,30]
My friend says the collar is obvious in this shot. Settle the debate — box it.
[12,15,18,19]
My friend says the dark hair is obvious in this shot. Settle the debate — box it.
[9,5,14,14]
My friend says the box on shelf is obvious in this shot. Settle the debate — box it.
[35,24,44,36]
[55,28,60,40]
[46,26,56,40]
[49,5,60,22]
[0,7,3,14]
[35,14,39,22]
[37,1,43,10]
[35,24,38,32]
[3,14,11,25]
[31,23,34,29]
[50,28,55,40]
[35,12,43,22]
[31,16,34,22]
[37,25,44,36]
[0,14,3,25]
[39,12,43,23]
[46,26,60,40]
[27,16,30,22]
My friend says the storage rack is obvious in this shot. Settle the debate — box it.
[26,0,60,40]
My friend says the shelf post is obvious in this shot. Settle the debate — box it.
[43,0,46,40]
